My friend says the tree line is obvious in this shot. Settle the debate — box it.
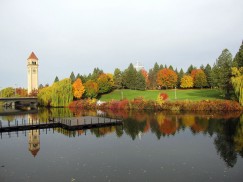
[1,41,242,106]
[47,41,241,105]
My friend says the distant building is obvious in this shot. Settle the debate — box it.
[27,52,39,94]
[133,61,144,71]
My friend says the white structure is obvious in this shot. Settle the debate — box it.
[27,52,39,94]
[134,61,144,71]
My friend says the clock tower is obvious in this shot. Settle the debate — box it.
[27,52,39,94]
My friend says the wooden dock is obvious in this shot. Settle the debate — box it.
[0,116,122,133]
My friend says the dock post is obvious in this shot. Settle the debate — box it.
[91,118,92,124]
[84,119,86,125]
[17,120,18,127]
[77,119,78,126]
[8,121,10,127]
[98,117,99,124]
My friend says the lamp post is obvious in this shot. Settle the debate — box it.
[175,86,177,100]
[121,90,123,100]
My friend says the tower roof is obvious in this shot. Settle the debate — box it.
[28,52,38,60]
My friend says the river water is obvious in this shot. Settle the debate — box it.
[0,108,243,182]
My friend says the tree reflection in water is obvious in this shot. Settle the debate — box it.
[102,109,243,168]
[1,107,242,168]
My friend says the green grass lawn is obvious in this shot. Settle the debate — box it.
[99,89,224,102]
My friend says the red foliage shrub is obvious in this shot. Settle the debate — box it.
[160,93,169,100]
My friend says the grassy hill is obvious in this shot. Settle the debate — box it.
[99,89,224,102]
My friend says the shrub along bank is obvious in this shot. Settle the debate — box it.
[69,98,242,112]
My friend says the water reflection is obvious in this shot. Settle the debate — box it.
[0,108,243,168]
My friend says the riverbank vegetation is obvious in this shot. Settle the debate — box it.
[1,41,242,107]
[40,41,242,108]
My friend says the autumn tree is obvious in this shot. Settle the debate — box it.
[180,75,194,88]
[193,70,207,88]
[97,73,114,94]
[72,78,85,99]
[141,69,149,88]
[16,88,28,97]
[156,68,178,89]
[84,80,99,98]
[191,69,207,88]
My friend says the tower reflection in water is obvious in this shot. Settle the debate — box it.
[28,114,40,157]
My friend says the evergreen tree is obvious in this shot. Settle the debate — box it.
[123,63,137,89]
[204,64,213,88]
[177,68,184,88]
[91,68,103,81]
[38,84,44,89]
[69,72,76,83]
[148,62,160,89]
[135,71,146,90]
[233,41,243,67]
[212,49,233,98]
[169,65,174,71]
[187,64,196,74]
[76,73,81,80]
[54,76,59,83]
[113,68,123,89]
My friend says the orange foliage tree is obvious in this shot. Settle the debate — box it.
[141,69,149,88]
[180,75,194,88]
[72,78,85,99]
[156,68,178,89]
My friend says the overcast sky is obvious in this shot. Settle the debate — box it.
[0,0,243,88]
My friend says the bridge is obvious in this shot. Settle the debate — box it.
[0,97,38,108]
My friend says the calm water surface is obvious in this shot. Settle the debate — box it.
[0,108,243,182]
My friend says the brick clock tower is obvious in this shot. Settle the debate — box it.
[27,52,39,94]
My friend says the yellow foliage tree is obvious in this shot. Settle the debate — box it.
[231,67,243,106]
[180,75,194,88]
[72,78,85,99]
